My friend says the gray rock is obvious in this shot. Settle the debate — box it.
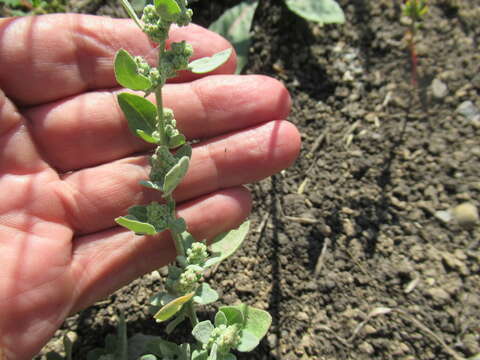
[434,210,452,223]
[359,342,375,354]
[456,101,480,120]
[426,287,450,302]
[432,78,448,99]
[452,202,479,229]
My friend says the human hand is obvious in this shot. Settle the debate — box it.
[0,14,300,359]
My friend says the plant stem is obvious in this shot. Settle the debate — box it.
[155,40,168,146]
[186,301,199,327]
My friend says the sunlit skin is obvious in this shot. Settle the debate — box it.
[0,14,300,359]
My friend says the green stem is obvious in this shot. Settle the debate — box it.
[186,301,199,327]
[119,0,143,29]
[155,40,168,146]
[168,196,186,257]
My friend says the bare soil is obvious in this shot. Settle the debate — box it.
[32,0,480,359]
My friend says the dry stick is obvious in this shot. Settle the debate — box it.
[348,307,466,360]
[255,212,270,234]
[395,309,465,360]
[283,216,318,224]
[314,237,330,275]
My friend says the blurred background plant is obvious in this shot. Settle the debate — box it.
[401,0,428,87]
[0,0,67,16]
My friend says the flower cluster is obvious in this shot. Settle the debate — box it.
[204,324,241,354]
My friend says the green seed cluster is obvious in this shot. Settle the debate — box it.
[204,324,241,354]
[134,56,162,90]
[141,4,170,42]
[146,202,170,231]
[177,264,204,293]
[150,146,178,182]
[160,41,194,79]
[186,242,209,266]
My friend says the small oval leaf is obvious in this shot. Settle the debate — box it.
[115,216,157,235]
[218,306,244,326]
[284,0,345,25]
[117,92,157,138]
[237,305,272,341]
[236,330,259,352]
[137,129,160,144]
[193,283,219,305]
[209,1,258,73]
[214,311,228,327]
[192,320,214,344]
[207,221,250,267]
[114,49,152,90]
[163,156,189,196]
[154,292,194,322]
[154,0,181,19]
[188,48,232,74]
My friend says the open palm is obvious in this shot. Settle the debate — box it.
[0,14,299,360]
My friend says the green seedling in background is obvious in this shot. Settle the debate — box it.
[0,0,66,15]
[402,0,428,87]
[210,0,345,73]
[61,1,272,359]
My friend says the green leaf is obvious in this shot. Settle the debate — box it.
[237,305,271,341]
[130,0,146,12]
[208,343,218,360]
[115,216,157,235]
[218,306,244,326]
[192,320,214,344]
[188,48,233,74]
[139,180,162,191]
[114,49,152,90]
[170,218,187,234]
[175,144,192,159]
[214,311,228,327]
[219,354,236,360]
[192,350,209,360]
[219,304,271,351]
[157,338,181,357]
[168,133,186,148]
[193,283,219,305]
[136,129,161,144]
[180,231,195,251]
[236,330,259,352]
[139,356,157,360]
[284,0,345,25]
[206,221,250,267]
[209,1,258,73]
[154,0,181,20]
[163,156,189,196]
[117,93,156,138]
[153,292,194,322]
[127,333,163,359]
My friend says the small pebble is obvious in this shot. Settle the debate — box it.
[426,287,450,302]
[359,341,375,354]
[434,210,452,223]
[431,78,448,99]
[456,101,480,120]
[452,202,479,229]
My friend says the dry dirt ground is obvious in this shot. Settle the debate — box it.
[6,0,478,359]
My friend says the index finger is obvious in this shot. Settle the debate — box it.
[0,14,235,106]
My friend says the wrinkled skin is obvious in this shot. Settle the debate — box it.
[0,15,300,359]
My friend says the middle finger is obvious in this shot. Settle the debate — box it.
[25,75,291,172]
